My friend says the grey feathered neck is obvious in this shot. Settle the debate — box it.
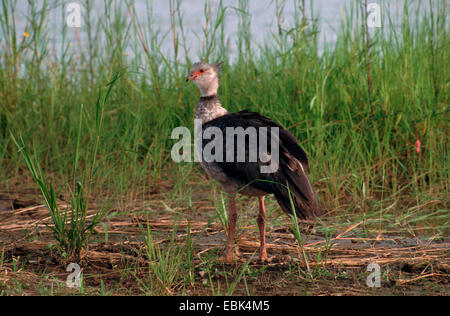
[199,95,219,102]
[195,94,228,123]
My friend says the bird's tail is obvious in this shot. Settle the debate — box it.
[274,169,323,220]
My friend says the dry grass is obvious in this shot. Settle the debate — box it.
[1,179,448,296]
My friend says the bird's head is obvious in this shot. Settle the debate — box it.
[186,62,222,97]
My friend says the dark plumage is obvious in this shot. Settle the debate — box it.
[202,110,322,219]
[187,62,323,263]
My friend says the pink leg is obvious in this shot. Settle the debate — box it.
[257,196,268,261]
[222,196,237,263]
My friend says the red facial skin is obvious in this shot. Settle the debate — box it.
[186,69,205,81]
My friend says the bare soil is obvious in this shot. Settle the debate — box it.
[0,188,448,296]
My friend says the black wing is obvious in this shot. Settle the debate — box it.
[202,111,322,219]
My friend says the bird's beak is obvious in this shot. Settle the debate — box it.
[186,72,198,83]
[186,74,194,82]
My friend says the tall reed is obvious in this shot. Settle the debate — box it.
[0,0,447,231]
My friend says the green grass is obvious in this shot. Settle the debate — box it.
[0,0,448,296]
[8,75,119,258]
[1,0,447,218]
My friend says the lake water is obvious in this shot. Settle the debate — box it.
[10,0,431,60]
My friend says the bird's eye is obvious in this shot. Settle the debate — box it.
[200,69,204,73]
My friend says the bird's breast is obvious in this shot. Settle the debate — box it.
[195,101,228,124]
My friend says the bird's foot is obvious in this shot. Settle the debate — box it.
[220,244,241,263]
[258,251,273,263]
[258,256,274,264]
[220,247,236,264]
[219,254,234,264]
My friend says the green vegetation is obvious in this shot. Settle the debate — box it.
[0,0,448,296]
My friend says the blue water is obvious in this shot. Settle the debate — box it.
[9,0,432,60]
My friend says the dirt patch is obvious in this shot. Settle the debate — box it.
[0,195,448,296]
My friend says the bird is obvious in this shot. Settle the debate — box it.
[186,62,323,263]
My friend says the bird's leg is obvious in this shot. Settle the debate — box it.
[222,196,237,263]
[257,196,268,262]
